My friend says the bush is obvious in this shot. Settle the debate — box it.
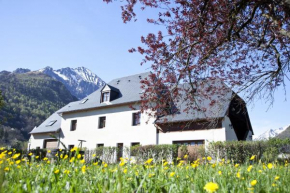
[208,138,290,163]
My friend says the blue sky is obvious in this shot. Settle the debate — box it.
[0,0,289,136]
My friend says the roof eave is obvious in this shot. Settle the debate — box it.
[58,100,141,115]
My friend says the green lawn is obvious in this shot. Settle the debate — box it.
[1,149,289,192]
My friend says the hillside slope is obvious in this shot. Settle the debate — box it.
[276,125,290,139]
[0,71,77,145]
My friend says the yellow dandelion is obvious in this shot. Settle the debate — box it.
[250,155,256,160]
[207,156,212,161]
[77,154,82,159]
[47,150,51,153]
[272,183,277,187]
[64,155,68,159]
[267,163,273,169]
[80,159,85,164]
[35,156,39,159]
[64,170,70,174]
[119,162,125,166]
[93,162,98,166]
[92,154,96,157]
[123,169,127,174]
[250,180,257,186]
[247,165,253,172]
[69,157,75,163]
[28,153,32,156]
[163,162,168,166]
[218,171,222,175]
[15,160,21,165]
[145,158,153,164]
[169,172,175,177]
[4,167,9,171]
[8,152,12,155]
[184,155,188,159]
[236,172,241,178]
[234,164,239,168]
[148,173,155,178]
[275,176,280,180]
[54,169,60,174]
[81,165,86,173]
[12,153,20,159]
[204,182,219,193]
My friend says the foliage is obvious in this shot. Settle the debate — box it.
[0,71,77,145]
[131,144,180,163]
[1,147,290,192]
[208,138,290,163]
[0,90,4,111]
[104,0,290,120]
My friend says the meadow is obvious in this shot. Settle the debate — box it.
[0,148,289,193]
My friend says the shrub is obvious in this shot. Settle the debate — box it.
[208,138,290,163]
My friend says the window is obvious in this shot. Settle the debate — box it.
[99,117,106,128]
[46,120,57,127]
[173,140,204,146]
[71,120,77,131]
[97,144,104,147]
[102,92,110,102]
[81,98,88,104]
[132,112,141,126]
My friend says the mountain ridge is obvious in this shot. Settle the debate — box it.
[254,124,290,140]
[37,66,105,99]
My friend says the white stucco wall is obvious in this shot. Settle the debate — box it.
[58,105,157,149]
[29,133,57,149]
[222,116,238,141]
[158,127,226,146]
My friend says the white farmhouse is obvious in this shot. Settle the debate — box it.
[29,72,253,152]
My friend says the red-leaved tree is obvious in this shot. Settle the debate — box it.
[104,0,290,121]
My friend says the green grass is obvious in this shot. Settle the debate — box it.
[1,150,290,192]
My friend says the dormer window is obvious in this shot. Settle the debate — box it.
[102,92,110,102]
[100,84,120,103]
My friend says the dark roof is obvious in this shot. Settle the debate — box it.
[156,79,233,123]
[30,112,62,134]
[58,72,151,114]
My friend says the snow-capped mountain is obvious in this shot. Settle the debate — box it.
[254,124,290,140]
[38,66,105,99]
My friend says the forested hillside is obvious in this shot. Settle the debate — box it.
[0,71,77,147]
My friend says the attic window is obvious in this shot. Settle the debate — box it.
[46,120,57,127]
[102,92,110,102]
[81,99,88,104]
